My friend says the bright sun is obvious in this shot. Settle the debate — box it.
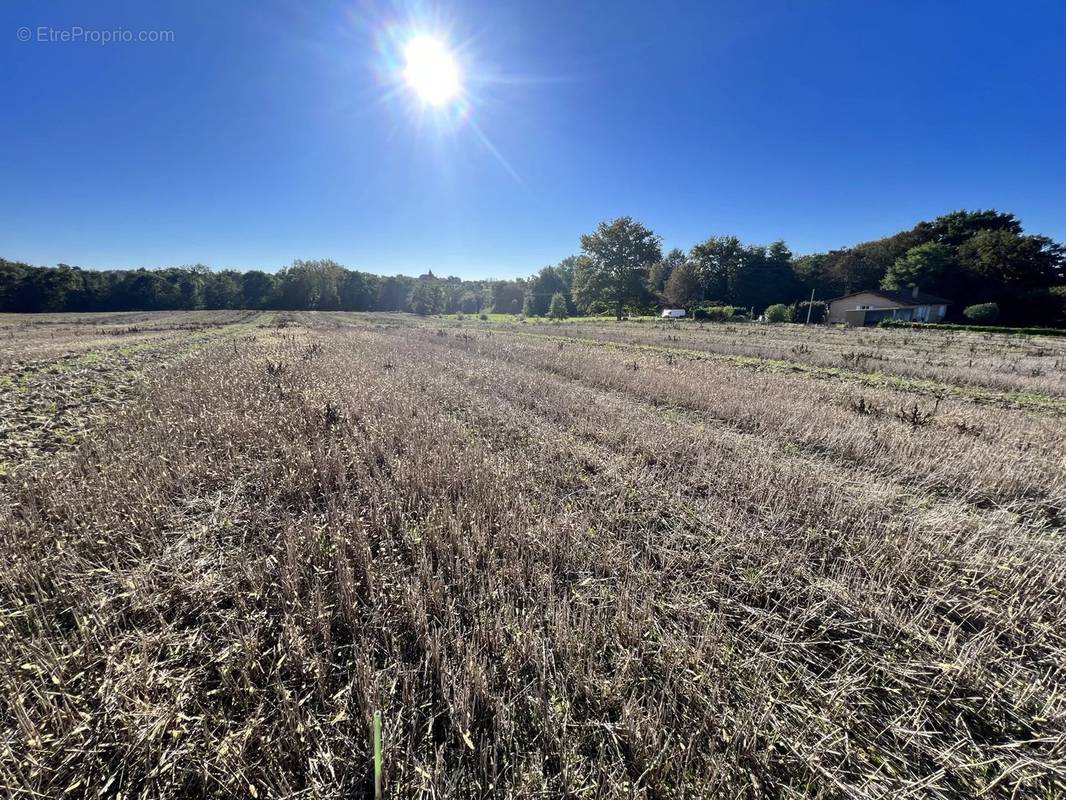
[403,35,461,106]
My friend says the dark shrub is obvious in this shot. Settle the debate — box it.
[796,300,827,324]
[964,303,1000,324]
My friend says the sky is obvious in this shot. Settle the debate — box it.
[2,0,1065,279]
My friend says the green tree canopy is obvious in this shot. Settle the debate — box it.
[664,259,701,308]
[574,217,662,319]
[240,270,276,309]
[523,264,573,316]
[547,292,568,320]
[881,242,953,291]
[649,247,687,296]
[278,260,345,310]
[957,229,1064,289]
[491,280,525,314]
[688,235,745,302]
[409,281,443,315]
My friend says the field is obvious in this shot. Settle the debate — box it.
[2,311,1065,798]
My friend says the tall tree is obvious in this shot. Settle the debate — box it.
[491,280,525,314]
[921,209,1022,248]
[241,270,277,309]
[688,236,745,303]
[574,217,662,319]
[649,247,687,296]
[663,259,701,308]
[457,292,480,314]
[548,292,568,320]
[376,276,412,311]
[175,266,206,309]
[732,241,798,311]
[956,229,1064,290]
[0,259,30,310]
[278,260,344,309]
[881,242,952,292]
[338,270,377,311]
[524,264,573,316]
[409,281,443,315]
[204,270,243,309]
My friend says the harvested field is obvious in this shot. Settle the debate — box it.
[2,312,1064,798]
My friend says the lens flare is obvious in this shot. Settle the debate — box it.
[403,35,461,106]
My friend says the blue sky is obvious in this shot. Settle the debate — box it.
[2,1,1065,279]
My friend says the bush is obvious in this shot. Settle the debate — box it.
[963,302,1000,324]
[479,313,488,321]
[764,304,793,323]
[796,300,827,324]
[692,305,734,322]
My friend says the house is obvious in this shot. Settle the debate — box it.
[660,308,686,319]
[826,288,950,326]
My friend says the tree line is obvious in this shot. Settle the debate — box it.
[0,260,499,317]
[2,209,1064,325]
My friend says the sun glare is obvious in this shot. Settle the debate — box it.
[403,35,461,106]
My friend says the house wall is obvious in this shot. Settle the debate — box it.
[827,292,904,324]
[917,305,948,323]
[844,307,913,327]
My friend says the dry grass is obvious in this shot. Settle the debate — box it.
[1,312,1064,798]
[484,317,1066,398]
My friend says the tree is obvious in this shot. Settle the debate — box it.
[339,271,377,311]
[574,217,662,319]
[524,264,573,317]
[241,271,276,309]
[409,281,443,315]
[120,270,178,311]
[881,243,952,292]
[688,236,745,303]
[376,276,412,311]
[554,255,579,290]
[203,270,243,309]
[0,259,30,310]
[458,291,481,314]
[278,260,344,309]
[732,241,798,311]
[649,247,687,295]
[956,229,1064,290]
[921,209,1022,248]
[548,292,568,320]
[792,253,832,296]
[825,245,893,294]
[491,280,525,314]
[35,265,86,312]
[436,276,465,313]
[796,300,827,324]
[663,259,700,308]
